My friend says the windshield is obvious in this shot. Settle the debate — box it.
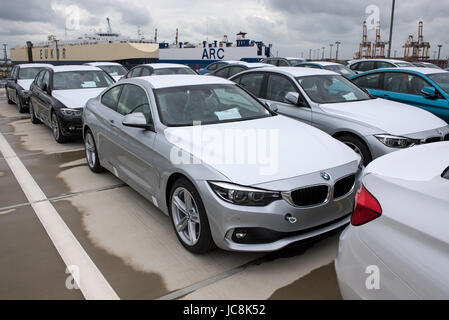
[154,84,272,126]
[153,68,197,75]
[296,75,371,103]
[53,71,114,90]
[19,67,45,79]
[428,73,449,94]
[324,65,356,77]
[99,65,127,76]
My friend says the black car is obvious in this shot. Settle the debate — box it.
[5,63,53,113]
[123,63,197,79]
[29,65,114,143]
[209,62,269,79]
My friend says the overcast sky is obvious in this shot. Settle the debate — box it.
[1,0,449,60]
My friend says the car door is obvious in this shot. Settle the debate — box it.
[112,84,158,195]
[29,70,45,113]
[36,70,53,125]
[6,66,18,101]
[96,85,124,168]
[263,73,312,123]
[380,72,449,120]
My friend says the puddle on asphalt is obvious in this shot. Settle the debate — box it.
[269,263,342,300]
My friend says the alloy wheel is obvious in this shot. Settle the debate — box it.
[171,187,201,246]
[85,133,96,169]
[51,113,60,140]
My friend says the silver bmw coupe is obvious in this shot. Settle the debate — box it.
[82,75,361,253]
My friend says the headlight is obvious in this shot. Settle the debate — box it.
[374,134,417,148]
[60,108,82,117]
[208,181,281,206]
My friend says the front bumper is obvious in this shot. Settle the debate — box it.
[197,161,360,252]
[58,112,83,136]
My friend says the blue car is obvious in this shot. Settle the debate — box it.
[295,61,357,78]
[198,60,240,75]
[350,67,449,123]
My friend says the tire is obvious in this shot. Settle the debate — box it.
[337,134,372,166]
[6,89,13,105]
[17,94,27,113]
[84,129,104,173]
[51,111,67,143]
[29,101,41,124]
[169,178,215,254]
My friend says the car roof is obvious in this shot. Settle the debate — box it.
[262,66,339,77]
[225,61,270,68]
[348,59,411,65]
[359,67,447,75]
[17,63,53,68]
[303,61,342,66]
[134,75,233,89]
[284,57,304,60]
[140,63,191,69]
[50,65,102,73]
[85,62,123,66]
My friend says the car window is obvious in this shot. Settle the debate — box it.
[267,59,277,66]
[101,86,123,111]
[11,66,19,79]
[349,62,360,71]
[266,74,297,103]
[152,68,196,75]
[117,84,151,119]
[277,59,289,66]
[358,61,375,72]
[234,72,264,97]
[375,61,394,69]
[41,71,50,90]
[352,73,382,89]
[228,66,246,78]
[99,65,127,76]
[296,74,371,104]
[214,67,230,78]
[428,73,449,94]
[383,72,431,95]
[154,84,271,126]
[207,63,218,71]
[324,65,357,77]
[35,71,45,87]
[130,67,142,78]
[140,67,151,76]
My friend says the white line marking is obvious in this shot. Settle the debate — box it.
[0,132,119,300]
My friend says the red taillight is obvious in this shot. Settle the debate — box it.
[351,185,382,226]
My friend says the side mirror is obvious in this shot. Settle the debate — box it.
[285,91,300,105]
[42,83,51,94]
[421,86,437,98]
[122,112,154,131]
[265,102,278,113]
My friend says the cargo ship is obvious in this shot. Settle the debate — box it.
[10,19,271,69]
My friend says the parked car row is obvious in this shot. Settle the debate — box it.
[3,60,449,298]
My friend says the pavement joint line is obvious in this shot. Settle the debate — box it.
[0,131,120,300]
[0,147,85,161]
[0,183,127,212]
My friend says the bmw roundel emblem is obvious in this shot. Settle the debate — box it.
[320,172,331,181]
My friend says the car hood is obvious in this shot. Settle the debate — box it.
[164,115,359,186]
[52,88,105,109]
[321,98,446,136]
[17,79,34,91]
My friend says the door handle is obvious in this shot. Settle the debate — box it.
[109,119,114,124]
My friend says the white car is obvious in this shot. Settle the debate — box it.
[122,63,197,79]
[335,141,449,299]
[347,59,414,74]
[84,62,128,82]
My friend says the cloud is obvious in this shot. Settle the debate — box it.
[1,0,449,60]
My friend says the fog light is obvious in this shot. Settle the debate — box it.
[69,126,75,131]
[235,230,247,239]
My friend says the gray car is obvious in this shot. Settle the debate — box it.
[82,75,361,253]
[230,67,449,165]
